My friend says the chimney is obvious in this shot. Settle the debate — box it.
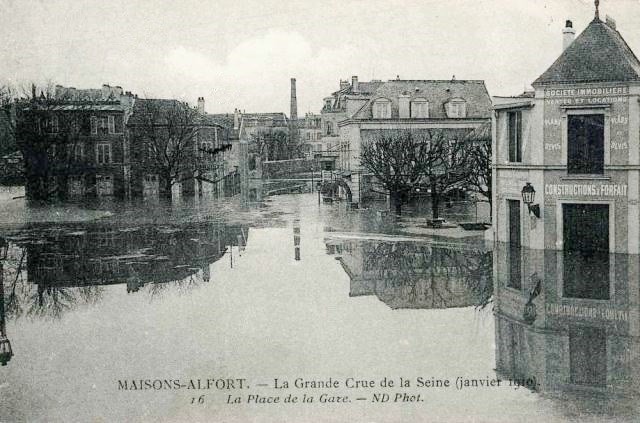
[234,108,240,130]
[101,84,110,99]
[340,79,349,90]
[563,20,576,51]
[605,15,616,30]
[351,75,359,93]
[290,78,298,121]
[197,97,205,114]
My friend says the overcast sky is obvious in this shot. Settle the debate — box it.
[1,0,640,114]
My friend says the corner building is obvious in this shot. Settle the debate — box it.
[493,15,640,393]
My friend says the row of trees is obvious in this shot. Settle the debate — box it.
[249,128,303,163]
[359,125,491,218]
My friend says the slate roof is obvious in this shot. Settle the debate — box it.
[331,81,384,96]
[127,98,183,125]
[533,18,640,85]
[351,80,492,120]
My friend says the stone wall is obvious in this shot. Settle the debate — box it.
[262,158,317,178]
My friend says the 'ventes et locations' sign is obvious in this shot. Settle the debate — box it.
[545,86,629,105]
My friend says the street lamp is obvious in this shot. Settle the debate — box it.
[0,335,12,366]
[521,182,541,218]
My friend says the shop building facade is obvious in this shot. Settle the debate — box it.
[493,12,640,392]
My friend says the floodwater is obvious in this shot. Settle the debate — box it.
[0,189,637,422]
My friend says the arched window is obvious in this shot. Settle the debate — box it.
[411,98,429,118]
[372,98,391,119]
[326,121,333,135]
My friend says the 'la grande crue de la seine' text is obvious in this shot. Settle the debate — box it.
[117,376,537,405]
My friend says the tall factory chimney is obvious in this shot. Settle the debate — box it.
[289,78,299,144]
[290,78,298,121]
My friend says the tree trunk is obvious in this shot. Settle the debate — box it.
[431,183,440,220]
[162,172,173,198]
[390,191,402,215]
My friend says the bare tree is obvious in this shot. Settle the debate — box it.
[15,83,100,200]
[359,130,436,215]
[417,128,477,221]
[130,99,201,197]
[250,128,300,162]
[464,123,492,218]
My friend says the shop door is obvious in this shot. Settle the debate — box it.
[563,204,609,299]
[570,326,607,386]
[507,200,521,289]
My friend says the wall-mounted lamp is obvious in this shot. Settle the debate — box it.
[521,182,541,218]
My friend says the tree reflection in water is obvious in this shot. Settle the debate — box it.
[0,222,246,320]
[332,238,492,310]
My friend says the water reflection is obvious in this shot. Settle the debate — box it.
[0,221,248,322]
[494,243,640,413]
[326,237,492,309]
[0,246,13,366]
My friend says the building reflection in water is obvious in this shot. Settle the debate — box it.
[0,222,248,321]
[0,238,13,366]
[494,243,640,400]
[326,237,492,310]
[293,219,301,261]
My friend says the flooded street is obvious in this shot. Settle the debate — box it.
[0,191,637,422]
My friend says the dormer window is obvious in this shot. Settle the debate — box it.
[446,99,467,118]
[411,98,429,118]
[372,98,391,119]
[324,99,332,110]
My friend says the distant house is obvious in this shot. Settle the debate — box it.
[321,77,384,169]
[322,77,492,204]
[16,84,135,200]
[296,112,323,158]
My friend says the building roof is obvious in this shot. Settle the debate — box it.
[331,81,384,96]
[127,98,183,125]
[240,112,288,127]
[351,79,492,120]
[533,18,640,86]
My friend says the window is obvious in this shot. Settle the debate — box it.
[307,132,311,140]
[411,99,429,118]
[99,117,108,134]
[200,141,213,156]
[67,143,83,160]
[447,99,467,118]
[96,143,112,164]
[326,122,333,136]
[568,114,604,174]
[108,115,115,134]
[75,144,83,160]
[90,116,98,134]
[45,116,59,133]
[508,111,522,162]
[373,99,391,119]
